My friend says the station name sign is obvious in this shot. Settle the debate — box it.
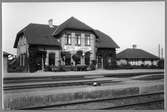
[64,46,92,52]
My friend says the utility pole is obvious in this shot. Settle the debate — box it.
[161,48,163,59]
[158,44,160,58]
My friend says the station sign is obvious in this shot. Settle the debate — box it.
[64,46,92,52]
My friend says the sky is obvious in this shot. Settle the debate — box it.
[2,2,165,57]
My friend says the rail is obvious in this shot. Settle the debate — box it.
[19,92,164,110]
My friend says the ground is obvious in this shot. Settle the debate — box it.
[4,69,164,77]
[3,69,164,110]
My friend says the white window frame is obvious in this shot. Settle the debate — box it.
[76,34,81,45]
[66,33,72,45]
[85,34,91,46]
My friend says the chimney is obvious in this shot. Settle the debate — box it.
[132,44,137,49]
[158,44,160,58]
[48,19,54,28]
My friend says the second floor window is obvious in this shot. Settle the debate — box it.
[66,33,71,45]
[85,34,91,46]
[76,34,81,45]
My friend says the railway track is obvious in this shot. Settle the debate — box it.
[20,92,164,110]
[4,71,163,84]
[103,99,164,110]
[3,72,164,110]
[3,79,121,91]
[3,74,119,91]
[3,73,163,91]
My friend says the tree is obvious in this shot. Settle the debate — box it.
[61,51,71,65]
[85,51,91,58]
[158,59,164,69]
[72,50,83,65]
[61,51,71,59]
[72,54,80,65]
[76,50,83,57]
[85,51,91,65]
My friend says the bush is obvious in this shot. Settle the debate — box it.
[8,57,26,72]
[72,54,80,65]
[91,60,97,65]
[90,64,96,70]
[76,50,83,56]
[75,65,88,71]
[89,60,97,70]
[116,64,133,69]
[58,65,66,72]
[16,66,25,72]
[44,65,52,72]
[157,59,164,69]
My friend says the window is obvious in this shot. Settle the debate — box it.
[66,33,71,45]
[49,53,55,65]
[19,54,25,66]
[76,34,81,45]
[85,34,91,46]
[23,54,25,66]
[19,55,22,66]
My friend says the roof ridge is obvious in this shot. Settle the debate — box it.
[14,17,119,49]
[117,48,159,59]
[29,23,58,27]
[139,49,159,57]
[95,29,119,48]
[52,16,94,36]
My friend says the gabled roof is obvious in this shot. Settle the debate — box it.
[14,17,119,49]
[117,48,159,60]
[52,17,94,36]
[94,30,119,48]
[14,23,60,48]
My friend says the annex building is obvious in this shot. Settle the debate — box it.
[117,45,159,66]
[14,17,119,72]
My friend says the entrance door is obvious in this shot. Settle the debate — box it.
[49,53,55,66]
[97,56,103,69]
[85,57,90,65]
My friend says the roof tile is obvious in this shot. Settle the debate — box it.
[14,17,119,49]
[117,48,159,60]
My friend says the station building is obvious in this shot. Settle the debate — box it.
[14,17,119,72]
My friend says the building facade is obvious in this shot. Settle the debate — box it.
[14,17,119,72]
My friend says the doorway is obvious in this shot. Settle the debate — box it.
[97,56,103,69]
[49,52,55,66]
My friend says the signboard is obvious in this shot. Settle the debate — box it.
[64,46,92,52]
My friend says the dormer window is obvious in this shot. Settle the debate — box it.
[65,33,71,45]
[76,33,81,46]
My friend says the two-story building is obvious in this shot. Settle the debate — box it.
[14,17,119,72]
